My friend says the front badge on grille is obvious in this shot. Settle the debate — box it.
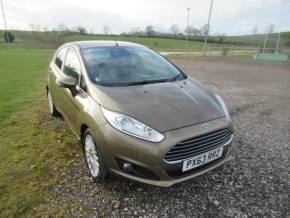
[200,123,210,129]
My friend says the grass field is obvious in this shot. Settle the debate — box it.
[0,30,261,51]
[0,47,53,124]
[0,45,82,216]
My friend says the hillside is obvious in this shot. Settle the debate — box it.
[0,30,289,52]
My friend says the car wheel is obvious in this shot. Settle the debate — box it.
[83,128,108,182]
[47,90,60,117]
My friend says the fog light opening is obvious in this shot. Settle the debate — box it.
[122,162,133,173]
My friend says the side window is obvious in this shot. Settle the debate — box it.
[55,48,68,69]
[63,49,81,79]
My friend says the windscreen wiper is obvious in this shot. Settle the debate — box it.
[101,76,182,87]
[119,79,170,86]
[166,73,183,82]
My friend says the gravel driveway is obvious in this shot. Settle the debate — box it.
[44,57,290,217]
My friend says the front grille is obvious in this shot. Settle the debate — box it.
[164,128,232,163]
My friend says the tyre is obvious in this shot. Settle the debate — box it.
[83,128,108,182]
[47,90,60,117]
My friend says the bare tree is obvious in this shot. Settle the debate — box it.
[252,26,258,35]
[76,26,87,34]
[185,25,200,37]
[145,25,154,36]
[29,23,41,32]
[130,27,140,35]
[184,25,194,36]
[219,33,226,43]
[200,24,209,38]
[263,25,274,53]
[170,25,180,37]
[265,25,274,35]
[29,23,35,31]
[192,28,201,36]
[56,23,69,32]
[103,25,110,35]
[42,26,49,32]
[34,25,41,31]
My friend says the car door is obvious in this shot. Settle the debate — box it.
[49,47,68,110]
[59,47,85,135]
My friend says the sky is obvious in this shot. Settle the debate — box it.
[0,0,290,35]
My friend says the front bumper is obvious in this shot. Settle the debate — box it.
[94,117,233,187]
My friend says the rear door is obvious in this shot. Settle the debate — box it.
[49,47,68,110]
[59,48,84,134]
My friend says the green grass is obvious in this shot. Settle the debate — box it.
[1,29,289,52]
[207,32,290,48]
[0,45,81,217]
[63,34,230,51]
[0,46,53,125]
[0,30,262,51]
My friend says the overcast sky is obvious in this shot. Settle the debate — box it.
[1,0,289,35]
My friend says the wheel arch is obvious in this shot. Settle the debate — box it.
[80,124,89,144]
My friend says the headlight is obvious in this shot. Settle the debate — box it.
[215,95,231,120]
[100,106,165,143]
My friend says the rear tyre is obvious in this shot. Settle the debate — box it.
[47,90,60,117]
[83,128,108,182]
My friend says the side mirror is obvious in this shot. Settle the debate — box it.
[56,75,77,88]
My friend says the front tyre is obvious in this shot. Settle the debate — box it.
[83,128,108,182]
[47,90,60,117]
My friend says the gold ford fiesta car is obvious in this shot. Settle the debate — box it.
[46,41,233,187]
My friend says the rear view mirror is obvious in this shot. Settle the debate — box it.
[56,75,77,88]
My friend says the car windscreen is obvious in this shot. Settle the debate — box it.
[80,46,185,86]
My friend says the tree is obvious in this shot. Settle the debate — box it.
[252,27,258,35]
[29,23,34,31]
[200,24,209,38]
[145,25,154,36]
[130,27,140,35]
[76,26,87,34]
[184,25,193,36]
[192,28,201,36]
[42,26,49,32]
[3,32,15,43]
[265,25,274,35]
[56,23,69,32]
[34,25,41,31]
[185,25,200,37]
[170,25,180,37]
[263,25,274,53]
[103,25,110,35]
[219,33,226,43]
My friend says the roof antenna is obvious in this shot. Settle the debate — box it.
[115,41,119,46]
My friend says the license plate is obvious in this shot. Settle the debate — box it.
[182,146,224,172]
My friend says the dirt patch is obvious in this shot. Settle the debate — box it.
[40,57,290,217]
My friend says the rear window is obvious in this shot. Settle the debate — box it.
[55,47,68,69]
[63,49,81,79]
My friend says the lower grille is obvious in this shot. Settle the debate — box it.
[116,159,159,181]
[167,147,228,178]
[164,128,232,163]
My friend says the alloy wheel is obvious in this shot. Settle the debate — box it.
[84,134,100,177]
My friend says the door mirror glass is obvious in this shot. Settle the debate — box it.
[56,75,77,88]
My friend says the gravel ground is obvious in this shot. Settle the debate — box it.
[43,57,290,217]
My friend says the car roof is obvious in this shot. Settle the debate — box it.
[64,40,146,49]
